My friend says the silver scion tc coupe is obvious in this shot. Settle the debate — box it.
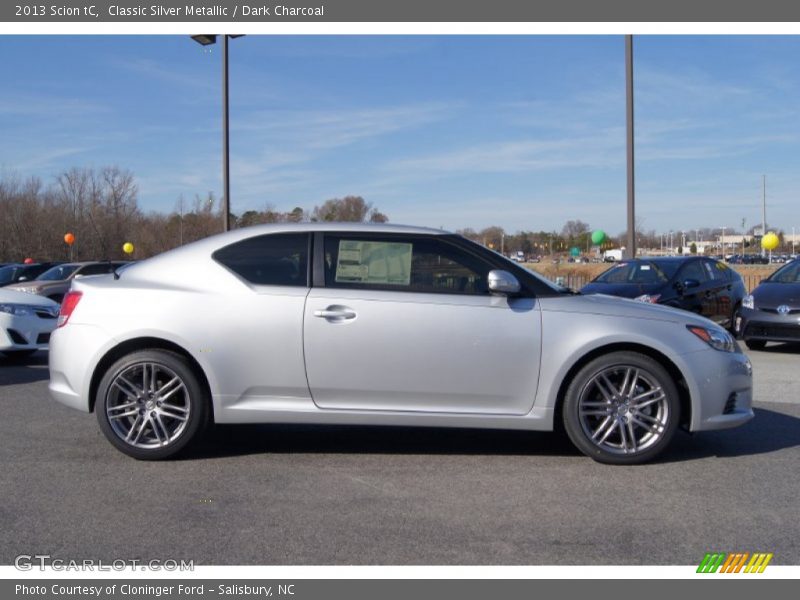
[48,224,754,464]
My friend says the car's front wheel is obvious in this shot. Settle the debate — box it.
[96,349,208,460]
[562,351,680,465]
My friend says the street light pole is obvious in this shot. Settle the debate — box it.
[192,34,243,232]
[221,34,231,232]
[625,35,636,259]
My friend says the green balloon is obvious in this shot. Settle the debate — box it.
[591,230,606,245]
[570,246,580,257]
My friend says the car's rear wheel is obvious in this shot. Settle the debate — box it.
[562,351,680,465]
[745,339,767,351]
[96,349,208,460]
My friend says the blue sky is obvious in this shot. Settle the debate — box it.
[2,35,800,234]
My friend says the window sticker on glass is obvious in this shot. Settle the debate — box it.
[640,264,651,270]
[335,240,413,285]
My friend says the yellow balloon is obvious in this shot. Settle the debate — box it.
[761,232,779,251]
[122,242,134,254]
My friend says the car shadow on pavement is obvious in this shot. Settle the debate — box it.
[190,423,582,460]
[189,407,799,462]
[0,352,49,386]
[755,342,800,354]
[661,407,800,462]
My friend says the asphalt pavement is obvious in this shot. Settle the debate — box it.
[0,345,798,565]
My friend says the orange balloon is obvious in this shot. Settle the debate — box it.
[64,232,75,245]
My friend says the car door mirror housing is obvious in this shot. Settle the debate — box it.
[488,270,521,294]
[683,278,700,289]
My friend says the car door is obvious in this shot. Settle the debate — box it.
[303,233,542,415]
[674,260,715,320]
[702,259,733,324]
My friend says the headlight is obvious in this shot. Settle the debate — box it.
[0,303,35,317]
[742,294,754,310]
[634,294,661,303]
[15,286,40,294]
[687,325,738,353]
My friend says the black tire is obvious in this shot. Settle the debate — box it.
[95,349,208,460]
[562,351,680,465]
[745,339,767,351]
[2,349,37,359]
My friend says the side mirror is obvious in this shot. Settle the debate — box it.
[683,278,700,289]
[488,270,521,295]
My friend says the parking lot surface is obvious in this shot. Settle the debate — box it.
[1,346,798,565]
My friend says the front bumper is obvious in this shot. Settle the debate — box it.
[737,307,800,343]
[682,348,754,432]
[0,312,57,352]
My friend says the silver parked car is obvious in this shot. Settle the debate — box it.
[49,224,754,464]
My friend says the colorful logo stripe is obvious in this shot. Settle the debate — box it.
[697,552,773,573]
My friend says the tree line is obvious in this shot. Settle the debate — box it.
[0,167,387,262]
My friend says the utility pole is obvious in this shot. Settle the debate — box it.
[721,226,726,253]
[625,35,636,259]
[761,174,767,257]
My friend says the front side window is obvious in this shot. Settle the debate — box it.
[214,233,309,286]
[678,260,708,284]
[324,235,491,295]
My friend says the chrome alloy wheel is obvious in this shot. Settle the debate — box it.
[105,362,191,449]
[578,365,669,455]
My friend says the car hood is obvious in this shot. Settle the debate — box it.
[0,287,59,307]
[541,292,715,326]
[751,282,800,310]
[580,282,664,299]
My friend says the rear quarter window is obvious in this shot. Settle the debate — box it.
[213,233,309,286]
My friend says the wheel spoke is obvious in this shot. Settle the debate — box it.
[152,413,171,445]
[618,368,632,397]
[596,375,617,401]
[618,420,629,452]
[109,408,139,420]
[581,408,614,417]
[159,383,185,402]
[114,376,142,401]
[632,410,661,425]
[631,416,663,435]
[626,420,638,453]
[158,406,188,422]
[124,415,142,441]
[624,368,640,398]
[156,376,181,397]
[108,400,137,413]
[150,364,159,395]
[596,418,619,444]
[631,387,665,408]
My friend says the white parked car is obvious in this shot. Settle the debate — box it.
[0,288,59,357]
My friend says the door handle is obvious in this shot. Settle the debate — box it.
[313,307,356,320]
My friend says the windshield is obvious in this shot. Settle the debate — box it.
[594,261,670,284]
[767,259,800,283]
[36,264,79,281]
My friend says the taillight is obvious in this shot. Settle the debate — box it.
[57,291,82,328]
